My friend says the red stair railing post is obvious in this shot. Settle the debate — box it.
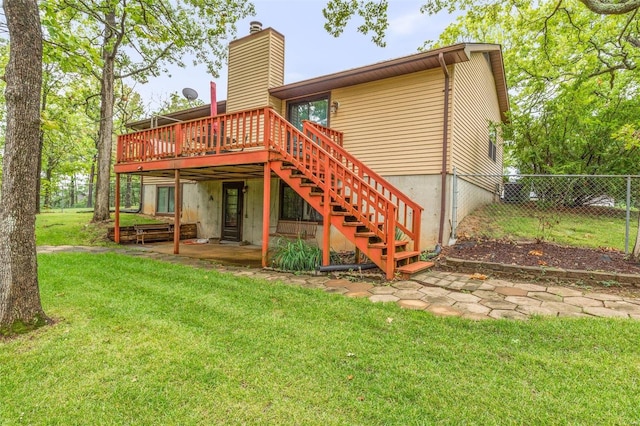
[322,152,331,266]
[413,210,422,253]
[386,202,397,280]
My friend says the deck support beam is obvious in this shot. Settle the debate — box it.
[262,162,271,267]
[174,169,181,254]
[114,173,120,243]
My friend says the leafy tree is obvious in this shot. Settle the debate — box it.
[323,0,389,47]
[0,0,48,334]
[42,0,255,222]
[154,91,205,116]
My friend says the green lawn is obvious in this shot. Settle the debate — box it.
[36,210,160,246]
[1,253,638,424]
[460,203,637,251]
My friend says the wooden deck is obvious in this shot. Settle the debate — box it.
[114,107,427,279]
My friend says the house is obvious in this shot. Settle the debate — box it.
[114,22,509,279]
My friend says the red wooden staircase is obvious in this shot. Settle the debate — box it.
[266,111,434,279]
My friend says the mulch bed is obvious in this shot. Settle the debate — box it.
[441,238,640,275]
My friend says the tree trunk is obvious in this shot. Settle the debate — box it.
[92,12,116,222]
[70,174,76,207]
[631,212,640,261]
[43,165,53,209]
[87,155,96,208]
[125,174,132,208]
[0,0,48,334]
[35,130,44,213]
[35,82,48,214]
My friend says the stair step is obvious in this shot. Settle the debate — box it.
[309,192,323,197]
[396,261,435,278]
[369,240,409,249]
[299,182,319,188]
[381,250,420,261]
[343,221,364,227]
[354,231,376,238]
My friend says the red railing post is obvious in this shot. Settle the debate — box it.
[174,123,183,157]
[114,173,120,243]
[116,136,123,164]
[386,203,397,280]
[264,108,271,149]
[322,152,331,266]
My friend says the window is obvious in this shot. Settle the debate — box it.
[488,124,498,162]
[287,96,328,131]
[279,183,322,222]
[156,186,175,214]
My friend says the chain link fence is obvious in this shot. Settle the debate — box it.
[451,173,640,254]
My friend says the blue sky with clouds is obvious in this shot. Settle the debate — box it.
[133,0,456,109]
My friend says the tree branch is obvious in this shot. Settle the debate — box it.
[578,0,640,15]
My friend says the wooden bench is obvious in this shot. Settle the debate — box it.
[273,220,318,239]
[134,223,174,244]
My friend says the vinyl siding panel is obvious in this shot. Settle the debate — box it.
[143,176,175,185]
[450,52,503,190]
[329,69,447,176]
[227,29,284,113]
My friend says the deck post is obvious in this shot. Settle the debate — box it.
[114,173,121,243]
[322,154,331,266]
[262,161,271,267]
[174,169,180,254]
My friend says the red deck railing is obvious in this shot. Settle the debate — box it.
[117,108,268,163]
[302,120,422,251]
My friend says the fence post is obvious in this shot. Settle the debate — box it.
[626,175,631,255]
[451,166,458,241]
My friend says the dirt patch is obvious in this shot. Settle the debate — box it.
[441,238,640,296]
[443,239,640,274]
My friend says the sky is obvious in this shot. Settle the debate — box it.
[133,0,458,110]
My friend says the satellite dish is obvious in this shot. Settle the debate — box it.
[182,87,198,102]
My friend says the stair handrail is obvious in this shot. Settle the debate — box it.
[305,121,344,146]
[266,109,396,246]
[302,120,422,251]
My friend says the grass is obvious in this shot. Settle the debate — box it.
[1,252,639,424]
[36,210,161,246]
[460,203,638,250]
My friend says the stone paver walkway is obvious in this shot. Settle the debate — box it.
[39,245,640,320]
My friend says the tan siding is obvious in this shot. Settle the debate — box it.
[143,177,175,185]
[329,69,446,176]
[450,52,503,187]
[227,29,285,113]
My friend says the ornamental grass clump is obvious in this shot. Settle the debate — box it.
[271,238,339,272]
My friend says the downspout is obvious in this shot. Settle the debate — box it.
[437,53,450,246]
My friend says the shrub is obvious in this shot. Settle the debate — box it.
[271,238,339,272]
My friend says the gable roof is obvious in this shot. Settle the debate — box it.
[269,43,509,121]
[126,43,509,130]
